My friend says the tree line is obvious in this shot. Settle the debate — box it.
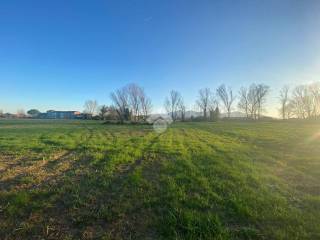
[84,83,153,122]
[1,82,320,121]
[163,84,269,122]
[88,81,320,123]
[279,82,320,119]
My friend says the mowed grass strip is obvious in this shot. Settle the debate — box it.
[0,119,319,239]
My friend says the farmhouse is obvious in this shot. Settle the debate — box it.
[40,110,81,119]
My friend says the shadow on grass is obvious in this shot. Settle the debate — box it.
[0,129,162,239]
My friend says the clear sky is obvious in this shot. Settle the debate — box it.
[1,0,320,116]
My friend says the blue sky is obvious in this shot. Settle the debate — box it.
[1,0,319,116]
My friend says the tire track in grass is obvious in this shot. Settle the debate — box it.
[101,133,162,238]
[172,129,256,237]
[189,128,273,239]
[42,128,160,237]
[1,122,135,239]
[0,121,100,240]
[149,128,231,239]
[0,122,94,190]
[180,128,309,240]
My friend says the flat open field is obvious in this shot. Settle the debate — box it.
[0,119,319,239]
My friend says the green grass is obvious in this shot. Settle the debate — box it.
[0,119,319,239]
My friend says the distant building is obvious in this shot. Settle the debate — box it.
[3,113,16,119]
[40,110,81,119]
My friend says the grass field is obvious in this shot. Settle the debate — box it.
[0,119,319,239]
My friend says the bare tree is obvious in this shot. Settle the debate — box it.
[291,85,309,119]
[216,84,235,118]
[110,88,130,122]
[238,87,249,118]
[255,84,270,119]
[279,86,290,120]
[309,82,320,118]
[84,100,98,117]
[139,89,152,121]
[178,99,186,121]
[196,88,211,119]
[111,84,152,122]
[239,84,269,120]
[289,83,320,119]
[208,94,219,121]
[286,101,295,119]
[164,90,182,121]
[247,84,259,119]
[0,109,3,118]
[127,83,142,122]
